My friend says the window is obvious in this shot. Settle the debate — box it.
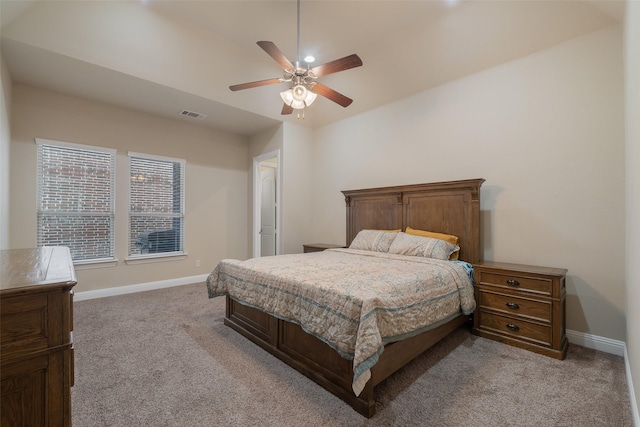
[128,152,185,257]
[36,138,116,262]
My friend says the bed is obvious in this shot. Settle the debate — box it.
[207,178,484,417]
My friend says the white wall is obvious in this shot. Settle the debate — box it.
[0,55,11,250]
[624,0,640,415]
[9,84,250,292]
[311,26,625,341]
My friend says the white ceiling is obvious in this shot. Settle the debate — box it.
[0,0,624,137]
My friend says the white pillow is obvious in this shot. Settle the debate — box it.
[349,230,398,252]
[387,232,459,260]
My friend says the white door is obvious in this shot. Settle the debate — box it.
[260,167,277,256]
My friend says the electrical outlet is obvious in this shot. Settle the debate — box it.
[195,259,201,268]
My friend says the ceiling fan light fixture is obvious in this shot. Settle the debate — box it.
[292,84,308,101]
[280,89,294,105]
[280,85,317,109]
[306,90,318,106]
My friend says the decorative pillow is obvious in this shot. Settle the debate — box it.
[388,232,459,260]
[349,230,399,252]
[405,227,460,260]
[405,227,458,244]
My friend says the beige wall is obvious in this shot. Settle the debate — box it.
[1,1,280,118]
[311,26,626,341]
[280,123,314,254]
[248,123,314,255]
[625,0,640,415]
[0,55,11,250]
[248,124,284,257]
[9,84,250,292]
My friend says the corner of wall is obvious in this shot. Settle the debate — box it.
[0,54,13,250]
[625,0,640,422]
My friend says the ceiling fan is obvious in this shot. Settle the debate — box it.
[229,0,363,118]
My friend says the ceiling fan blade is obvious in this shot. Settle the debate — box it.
[281,104,294,115]
[229,78,282,91]
[257,41,294,71]
[312,83,353,107]
[310,54,363,77]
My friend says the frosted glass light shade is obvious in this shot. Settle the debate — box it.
[280,85,317,110]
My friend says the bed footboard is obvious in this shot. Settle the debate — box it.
[224,295,467,418]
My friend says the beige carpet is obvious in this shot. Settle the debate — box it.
[71,283,633,426]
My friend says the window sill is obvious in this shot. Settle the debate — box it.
[74,258,118,270]
[125,252,187,265]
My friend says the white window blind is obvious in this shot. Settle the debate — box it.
[36,138,116,262]
[128,152,185,257]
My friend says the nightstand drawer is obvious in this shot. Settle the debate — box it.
[478,291,551,323]
[477,271,552,296]
[478,312,551,346]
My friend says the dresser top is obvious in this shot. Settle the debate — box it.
[1,247,77,294]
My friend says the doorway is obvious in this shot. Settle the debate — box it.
[253,150,280,257]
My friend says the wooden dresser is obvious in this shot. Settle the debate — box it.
[1,247,77,427]
[472,261,568,360]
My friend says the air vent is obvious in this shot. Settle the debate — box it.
[179,110,207,120]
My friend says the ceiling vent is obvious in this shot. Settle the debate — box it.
[179,110,207,120]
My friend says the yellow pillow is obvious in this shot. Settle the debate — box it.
[405,227,459,260]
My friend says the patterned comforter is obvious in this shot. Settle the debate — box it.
[206,248,475,396]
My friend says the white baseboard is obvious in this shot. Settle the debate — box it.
[624,345,640,427]
[73,274,208,301]
[567,329,638,426]
[566,329,625,356]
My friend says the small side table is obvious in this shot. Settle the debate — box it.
[472,261,568,360]
[303,243,346,253]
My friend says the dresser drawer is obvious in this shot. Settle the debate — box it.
[478,311,552,346]
[1,293,50,359]
[478,290,551,323]
[477,270,552,296]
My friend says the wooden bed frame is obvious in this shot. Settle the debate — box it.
[224,178,484,417]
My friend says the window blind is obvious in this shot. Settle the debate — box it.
[36,139,116,262]
[128,153,185,257]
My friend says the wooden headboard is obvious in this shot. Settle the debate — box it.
[342,179,485,263]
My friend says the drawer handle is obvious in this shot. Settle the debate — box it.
[506,323,520,331]
[506,279,520,286]
[506,302,520,310]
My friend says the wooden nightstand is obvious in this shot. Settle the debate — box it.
[472,261,568,360]
[302,243,346,253]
